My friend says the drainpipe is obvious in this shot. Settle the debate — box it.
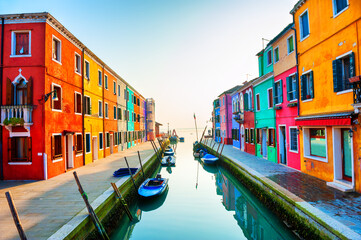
[82,48,85,165]
[0,18,4,180]
[102,66,105,157]
[291,16,300,117]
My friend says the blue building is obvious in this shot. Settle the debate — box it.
[231,87,242,149]
[213,99,221,143]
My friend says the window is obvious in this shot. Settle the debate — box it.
[245,129,249,143]
[289,128,298,152]
[287,74,298,101]
[267,50,272,66]
[9,137,31,162]
[300,71,314,100]
[11,31,31,56]
[333,52,355,92]
[98,70,102,86]
[300,10,310,40]
[52,36,61,62]
[113,106,117,120]
[14,78,29,105]
[118,85,121,97]
[250,129,254,144]
[84,96,91,115]
[75,92,82,114]
[256,94,260,111]
[85,133,91,153]
[137,114,140,122]
[268,88,273,108]
[117,107,122,120]
[333,0,348,16]
[98,101,103,117]
[85,61,90,79]
[113,81,116,95]
[99,133,103,150]
[114,133,118,145]
[268,128,275,147]
[287,35,294,54]
[75,53,81,74]
[75,134,83,154]
[106,133,110,148]
[105,102,108,118]
[104,75,108,89]
[310,128,326,158]
[256,129,262,144]
[273,80,282,105]
[52,84,62,111]
[52,134,62,160]
[137,98,140,106]
[274,47,279,63]
[118,132,122,145]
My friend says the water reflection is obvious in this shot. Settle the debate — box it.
[138,187,169,212]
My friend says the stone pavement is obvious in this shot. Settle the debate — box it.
[204,140,361,239]
[0,142,155,240]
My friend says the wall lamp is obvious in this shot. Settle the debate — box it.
[42,90,58,103]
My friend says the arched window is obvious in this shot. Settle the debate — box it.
[15,78,28,105]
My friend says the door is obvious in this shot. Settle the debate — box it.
[92,137,98,161]
[241,125,245,151]
[279,126,287,164]
[262,129,267,158]
[341,129,352,182]
[110,134,114,154]
[66,135,74,169]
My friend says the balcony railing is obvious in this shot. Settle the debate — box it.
[1,105,33,125]
[350,76,361,104]
[233,111,244,124]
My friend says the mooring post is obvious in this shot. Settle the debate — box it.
[137,151,146,181]
[124,157,138,192]
[110,183,133,221]
[73,172,109,240]
[5,191,27,240]
[199,126,207,143]
[150,140,161,162]
[219,143,225,157]
[212,141,216,149]
[216,142,221,155]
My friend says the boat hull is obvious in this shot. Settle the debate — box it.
[138,178,169,198]
[201,154,219,165]
[161,156,176,165]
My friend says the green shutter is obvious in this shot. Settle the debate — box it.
[286,76,290,101]
[273,82,276,105]
[310,71,314,98]
[300,75,306,100]
[279,79,283,103]
[295,73,299,99]
[244,93,248,111]
[332,59,342,92]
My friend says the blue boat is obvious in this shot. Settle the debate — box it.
[201,154,219,165]
[179,137,184,142]
[164,147,175,156]
[138,174,169,198]
[113,168,137,177]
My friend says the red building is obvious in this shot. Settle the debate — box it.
[241,80,256,155]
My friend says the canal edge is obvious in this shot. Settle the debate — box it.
[201,143,360,240]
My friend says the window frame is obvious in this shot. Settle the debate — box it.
[113,106,117,120]
[85,133,91,154]
[250,128,254,144]
[52,133,63,162]
[301,69,314,102]
[11,30,31,57]
[75,52,81,75]
[256,93,260,111]
[104,74,108,90]
[98,100,103,118]
[303,127,328,162]
[274,46,279,63]
[84,95,91,116]
[332,0,349,18]
[8,137,32,163]
[287,73,298,102]
[75,133,83,155]
[299,9,310,41]
[266,49,272,66]
[274,79,282,106]
[74,91,82,115]
[267,128,276,147]
[99,132,104,150]
[98,70,102,86]
[52,35,62,64]
[287,34,294,54]
[105,102,108,119]
[105,132,110,148]
[333,50,354,94]
[289,126,298,153]
[85,60,90,80]
[113,81,116,95]
[267,87,273,109]
[118,85,121,97]
[51,83,62,112]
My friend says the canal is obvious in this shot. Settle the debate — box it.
[111,129,296,239]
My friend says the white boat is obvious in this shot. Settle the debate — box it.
[161,155,176,165]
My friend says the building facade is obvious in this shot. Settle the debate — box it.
[231,87,242,149]
[241,81,256,155]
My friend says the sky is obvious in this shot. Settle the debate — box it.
[0,0,296,131]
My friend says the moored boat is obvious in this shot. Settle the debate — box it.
[138,174,169,198]
[193,149,206,158]
[161,155,176,165]
[201,154,219,165]
[164,147,175,156]
[179,137,184,142]
[113,168,138,177]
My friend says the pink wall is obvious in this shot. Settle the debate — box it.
[220,94,233,144]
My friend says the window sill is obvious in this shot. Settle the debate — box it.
[289,99,297,103]
[10,54,32,58]
[75,71,82,76]
[52,58,62,65]
[75,112,82,115]
[52,158,63,163]
[302,98,313,103]
[304,155,327,163]
[52,109,62,112]
[300,34,310,42]
[8,162,32,165]
[336,89,352,95]
[75,153,83,157]
[287,50,294,56]
[86,151,91,154]
[289,149,299,154]
[333,7,348,19]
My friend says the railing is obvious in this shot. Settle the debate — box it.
[233,111,244,123]
[1,105,33,125]
[351,77,361,104]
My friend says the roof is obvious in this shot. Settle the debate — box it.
[0,12,145,98]
[290,0,307,14]
[155,122,163,126]
[218,85,242,97]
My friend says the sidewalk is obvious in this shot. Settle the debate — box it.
[0,142,155,240]
[204,140,361,239]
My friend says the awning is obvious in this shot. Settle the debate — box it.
[295,112,352,126]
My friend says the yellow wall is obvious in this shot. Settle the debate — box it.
[84,53,104,164]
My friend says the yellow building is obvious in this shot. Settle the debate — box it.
[291,0,361,192]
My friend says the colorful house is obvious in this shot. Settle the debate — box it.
[240,80,256,155]
[116,77,127,151]
[254,46,277,162]
[231,86,242,149]
[126,87,134,148]
[271,23,300,170]
[213,99,221,143]
[291,0,361,192]
[146,98,156,141]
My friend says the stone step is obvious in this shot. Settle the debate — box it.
[327,181,354,192]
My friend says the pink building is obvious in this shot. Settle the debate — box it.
[272,24,300,170]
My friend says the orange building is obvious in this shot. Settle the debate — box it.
[291,0,361,192]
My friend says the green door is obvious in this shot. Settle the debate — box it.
[342,129,352,181]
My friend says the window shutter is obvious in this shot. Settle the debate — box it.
[27,77,33,105]
[332,59,342,92]
[300,75,306,100]
[310,71,314,98]
[8,137,12,161]
[286,77,290,101]
[74,135,77,152]
[295,73,299,99]
[28,137,32,162]
[74,93,77,112]
[279,80,283,103]
[244,93,248,111]
[6,78,14,105]
[273,82,277,105]
[51,136,55,159]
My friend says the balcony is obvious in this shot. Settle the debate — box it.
[1,105,33,134]
[233,112,244,124]
[350,76,361,113]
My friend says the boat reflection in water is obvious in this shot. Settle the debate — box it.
[215,168,295,240]
[138,187,169,212]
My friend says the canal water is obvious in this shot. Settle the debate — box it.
[111,129,296,239]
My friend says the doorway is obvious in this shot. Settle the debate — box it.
[110,134,114,154]
[279,126,287,164]
[262,128,267,159]
[341,129,352,181]
[92,136,98,161]
[65,135,74,169]
[241,125,245,151]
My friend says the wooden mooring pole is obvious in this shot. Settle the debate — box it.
[124,157,138,192]
[5,191,27,240]
[137,151,146,181]
[110,183,133,221]
[219,143,225,157]
[73,172,109,240]
[216,142,221,155]
[150,140,161,162]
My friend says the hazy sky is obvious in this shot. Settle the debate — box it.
[0,0,295,131]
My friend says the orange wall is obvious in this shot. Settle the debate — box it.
[272,28,296,76]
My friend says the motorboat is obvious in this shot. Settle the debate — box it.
[113,168,138,177]
[164,147,175,156]
[161,155,176,165]
[138,174,169,198]
[201,154,219,165]
[193,149,206,158]
[179,137,184,142]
